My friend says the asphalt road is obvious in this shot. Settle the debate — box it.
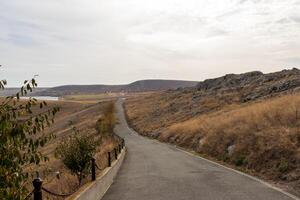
[102,99,297,200]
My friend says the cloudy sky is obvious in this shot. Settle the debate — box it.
[0,0,300,87]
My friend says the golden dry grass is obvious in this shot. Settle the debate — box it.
[125,93,300,194]
[23,100,120,199]
[124,90,241,136]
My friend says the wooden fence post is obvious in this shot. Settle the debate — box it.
[91,158,96,181]
[114,148,118,160]
[108,151,111,167]
[33,177,43,200]
[122,139,125,149]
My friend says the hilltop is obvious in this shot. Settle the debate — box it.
[33,79,198,96]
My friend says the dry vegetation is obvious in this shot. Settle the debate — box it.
[60,92,154,104]
[23,100,120,199]
[124,90,241,136]
[125,92,300,196]
[62,93,119,102]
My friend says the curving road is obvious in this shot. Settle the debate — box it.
[102,99,297,200]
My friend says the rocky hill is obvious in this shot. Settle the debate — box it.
[33,79,198,96]
[196,68,300,102]
[125,68,300,138]
[124,68,300,196]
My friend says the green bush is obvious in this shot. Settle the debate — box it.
[234,155,247,166]
[277,160,289,173]
[56,129,97,185]
[0,76,59,200]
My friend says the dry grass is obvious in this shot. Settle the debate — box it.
[23,100,120,199]
[62,93,118,102]
[125,94,300,195]
[124,90,241,136]
[62,92,154,103]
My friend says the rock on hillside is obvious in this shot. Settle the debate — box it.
[196,68,300,102]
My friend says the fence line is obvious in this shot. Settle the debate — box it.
[24,137,125,200]
[23,190,34,200]
[42,186,77,197]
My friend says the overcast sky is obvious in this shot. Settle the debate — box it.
[0,0,300,87]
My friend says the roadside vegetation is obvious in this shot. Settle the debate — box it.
[55,101,117,187]
[56,127,97,186]
[96,102,116,136]
[41,101,118,199]
[0,73,119,199]
[0,78,60,200]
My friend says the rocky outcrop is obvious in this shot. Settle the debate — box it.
[197,71,264,91]
[196,68,300,102]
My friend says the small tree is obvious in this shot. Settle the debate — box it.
[56,128,97,185]
[95,102,115,135]
[0,71,60,199]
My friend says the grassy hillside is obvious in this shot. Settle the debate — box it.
[161,95,300,178]
[23,100,120,198]
[124,68,300,195]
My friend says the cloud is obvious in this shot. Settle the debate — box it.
[238,0,248,4]
[238,0,262,4]
[276,18,290,24]
[217,9,242,19]
[282,57,300,65]
[207,28,229,37]
[6,33,36,47]
[291,16,300,23]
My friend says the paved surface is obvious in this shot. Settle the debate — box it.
[102,99,296,200]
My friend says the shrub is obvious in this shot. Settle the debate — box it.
[0,76,59,199]
[235,155,247,166]
[56,129,97,185]
[96,102,116,135]
[277,160,289,173]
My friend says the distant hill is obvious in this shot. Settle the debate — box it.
[0,88,48,97]
[33,79,198,96]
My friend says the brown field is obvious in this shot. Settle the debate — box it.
[62,93,119,102]
[22,99,120,199]
[125,93,300,196]
[61,92,154,103]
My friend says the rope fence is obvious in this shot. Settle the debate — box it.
[24,138,125,200]
[23,190,34,200]
[42,186,77,197]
